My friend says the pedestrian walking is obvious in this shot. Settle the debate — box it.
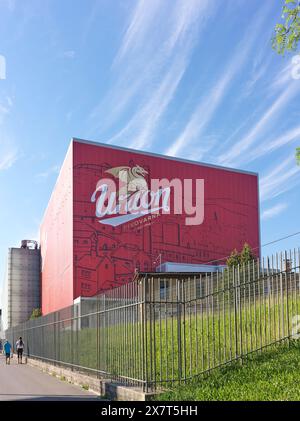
[16,337,24,364]
[4,340,12,365]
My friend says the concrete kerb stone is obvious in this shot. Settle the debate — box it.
[24,356,157,401]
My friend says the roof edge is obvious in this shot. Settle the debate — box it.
[71,137,258,177]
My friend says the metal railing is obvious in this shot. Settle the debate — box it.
[5,249,300,392]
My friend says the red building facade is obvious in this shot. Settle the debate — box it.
[40,138,260,315]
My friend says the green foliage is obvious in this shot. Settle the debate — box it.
[273,2,300,165]
[240,243,256,265]
[273,0,300,55]
[226,243,255,268]
[29,308,42,320]
[226,248,240,268]
[296,147,300,165]
[156,341,300,401]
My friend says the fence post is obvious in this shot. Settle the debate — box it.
[177,278,182,383]
[141,277,147,392]
[238,264,243,359]
[285,250,290,343]
[233,266,239,360]
[280,253,285,340]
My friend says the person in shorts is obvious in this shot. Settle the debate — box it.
[4,340,12,365]
[16,337,24,364]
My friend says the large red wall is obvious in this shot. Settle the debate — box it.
[73,140,260,299]
[40,143,73,314]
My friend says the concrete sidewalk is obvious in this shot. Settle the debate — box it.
[0,355,102,401]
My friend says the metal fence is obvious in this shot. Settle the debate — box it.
[5,249,300,392]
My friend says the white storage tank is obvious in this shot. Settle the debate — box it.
[3,240,41,329]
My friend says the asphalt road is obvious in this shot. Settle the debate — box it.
[0,354,102,401]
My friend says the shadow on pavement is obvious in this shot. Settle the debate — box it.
[0,394,103,401]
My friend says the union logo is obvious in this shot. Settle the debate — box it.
[91,165,204,227]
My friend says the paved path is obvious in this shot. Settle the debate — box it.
[0,355,102,401]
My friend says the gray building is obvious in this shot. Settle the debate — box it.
[2,240,41,330]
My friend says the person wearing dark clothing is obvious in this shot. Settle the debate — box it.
[16,337,24,364]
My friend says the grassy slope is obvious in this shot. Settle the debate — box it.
[156,341,300,401]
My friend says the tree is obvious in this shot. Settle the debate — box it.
[222,243,256,289]
[273,0,300,55]
[226,248,240,268]
[273,1,300,165]
[226,243,255,268]
[240,243,256,265]
[30,308,42,320]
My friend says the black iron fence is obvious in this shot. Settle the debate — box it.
[5,249,300,392]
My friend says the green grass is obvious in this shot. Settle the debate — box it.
[9,285,300,389]
[156,340,300,401]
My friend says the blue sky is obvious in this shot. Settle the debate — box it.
[0,0,300,289]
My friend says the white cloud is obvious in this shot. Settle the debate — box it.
[165,4,270,158]
[0,0,15,12]
[0,104,10,125]
[247,125,300,162]
[261,202,288,220]
[260,156,300,201]
[113,0,162,65]
[269,59,295,91]
[0,150,18,170]
[0,97,13,125]
[219,84,298,166]
[36,165,60,179]
[62,50,75,59]
[108,52,188,150]
[100,0,214,149]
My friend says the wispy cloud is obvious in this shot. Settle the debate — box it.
[113,0,162,66]
[0,97,13,125]
[89,0,215,148]
[36,165,60,179]
[261,202,288,220]
[0,96,17,170]
[247,125,300,162]
[0,0,16,12]
[219,83,299,167]
[108,52,189,149]
[260,156,300,202]
[0,104,10,125]
[62,50,75,59]
[165,5,270,158]
[243,57,271,98]
[269,59,295,92]
[0,149,18,170]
